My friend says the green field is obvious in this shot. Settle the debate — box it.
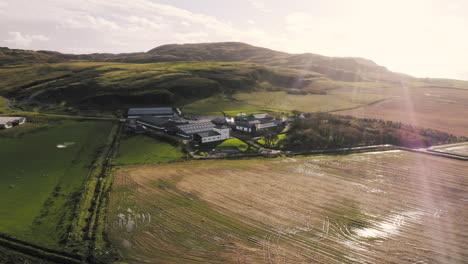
[0,96,11,114]
[216,138,249,151]
[0,120,114,247]
[113,135,185,165]
[182,90,390,115]
[234,91,390,112]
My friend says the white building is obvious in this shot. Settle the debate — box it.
[0,117,26,129]
[195,125,230,143]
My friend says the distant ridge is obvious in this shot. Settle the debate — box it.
[0,42,410,82]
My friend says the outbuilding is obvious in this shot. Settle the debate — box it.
[0,117,26,129]
[127,107,175,119]
[175,121,216,139]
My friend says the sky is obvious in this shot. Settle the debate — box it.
[0,0,467,80]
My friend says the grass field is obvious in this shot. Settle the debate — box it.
[113,135,185,165]
[216,138,249,151]
[108,151,468,263]
[0,120,114,248]
[0,96,11,113]
[336,86,468,137]
[430,142,468,156]
[183,90,390,115]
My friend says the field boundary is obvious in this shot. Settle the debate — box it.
[0,234,82,264]
[327,97,394,113]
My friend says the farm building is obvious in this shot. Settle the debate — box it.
[136,116,174,130]
[175,121,216,139]
[252,113,269,119]
[194,125,230,143]
[235,116,283,133]
[236,122,256,133]
[127,107,175,119]
[0,117,26,129]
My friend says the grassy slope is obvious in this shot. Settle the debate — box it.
[0,96,10,113]
[0,120,113,248]
[216,138,249,151]
[183,90,391,115]
[114,135,185,165]
[0,61,331,114]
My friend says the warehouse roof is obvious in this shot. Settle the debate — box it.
[176,121,215,135]
[127,107,174,116]
[197,131,220,137]
[137,116,171,126]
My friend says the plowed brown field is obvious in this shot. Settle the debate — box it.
[108,151,468,263]
[335,86,468,137]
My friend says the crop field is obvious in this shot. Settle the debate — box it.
[113,135,185,165]
[336,86,468,137]
[182,90,389,115]
[0,120,114,248]
[430,142,468,156]
[107,150,468,263]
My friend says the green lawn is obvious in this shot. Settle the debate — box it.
[216,138,249,152]
[114,135,185,165]
[0,120,114,247]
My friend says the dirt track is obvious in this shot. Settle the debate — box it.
[108,150,468,263]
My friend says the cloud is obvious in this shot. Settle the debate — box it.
[247,0,270,13]
[4,32,49,47]
[0,0,276,53]
[0,0,466,80]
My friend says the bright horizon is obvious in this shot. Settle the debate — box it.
[1,0,467,80]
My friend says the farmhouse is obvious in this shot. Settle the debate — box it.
[234,114,283,134]
[236,122,257,133]
[0,117,26,129]
[127,107,175,119]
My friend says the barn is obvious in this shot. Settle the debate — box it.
[175,121,216,139]
[127,107,175,119]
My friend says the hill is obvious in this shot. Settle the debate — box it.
[1,42,410,82]
[145,42,408,82]
[0,61,331,114]
[1,42,468,119]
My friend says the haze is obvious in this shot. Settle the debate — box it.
[1,0,467,80]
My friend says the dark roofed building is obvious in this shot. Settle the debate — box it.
[127,107,174,119]
[235,122,256,133]
[136,116,172,130]
[176,121,215,138]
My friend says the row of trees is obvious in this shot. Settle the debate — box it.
[280,113,466,151]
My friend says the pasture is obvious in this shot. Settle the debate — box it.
[107,151,468,263]
[0,120,114,248]
[113,135,185,165]
[431,142,468,156]
[0,96,11,113]
[182,90,389,115]
[336,86,468,137]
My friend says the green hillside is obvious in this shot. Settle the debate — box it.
[1,42,468,116]
[0,61,339,114]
